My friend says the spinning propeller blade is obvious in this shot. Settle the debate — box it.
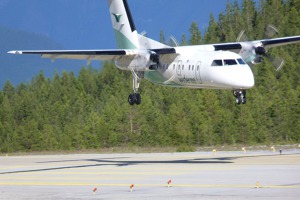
[237,25,285,71]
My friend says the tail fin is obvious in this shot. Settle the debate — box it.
[108,0,140,49]
[137,34,170,49]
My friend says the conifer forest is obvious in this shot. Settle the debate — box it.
[0,0,299,152]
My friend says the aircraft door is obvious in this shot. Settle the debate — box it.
[176,60,182,76]
[195,61,202,83]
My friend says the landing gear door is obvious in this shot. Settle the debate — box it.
[195,61,202,83]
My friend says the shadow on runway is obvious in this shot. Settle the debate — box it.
[0,157,233,175]
[1,152,299,175]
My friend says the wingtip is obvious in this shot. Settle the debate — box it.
[7,51,23,54]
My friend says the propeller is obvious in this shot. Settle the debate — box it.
[169,35,179,47]
[237,25,284,71]
[265,24,279,38]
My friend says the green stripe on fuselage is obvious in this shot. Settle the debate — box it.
[145,71,180,87]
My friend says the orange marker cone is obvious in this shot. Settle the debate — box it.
[93,187,97,195]
[167,180,172,187]
[130,184,134,192]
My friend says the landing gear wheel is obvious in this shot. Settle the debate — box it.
[242,97,246,104]
[135,93,141,105]
[128,94,136,105]
[128,93,142,105]
[236,96,244,104]
[233,90,246,105]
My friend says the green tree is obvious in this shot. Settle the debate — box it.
[159,30,166,44]
[189,22,202,45]
[204,13,220,43]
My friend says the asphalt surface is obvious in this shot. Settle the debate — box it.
[0,150,300,199]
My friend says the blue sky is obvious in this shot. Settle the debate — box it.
[0,0,243,49]
[0,0,244,86]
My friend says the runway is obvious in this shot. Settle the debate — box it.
[1,150,300,199]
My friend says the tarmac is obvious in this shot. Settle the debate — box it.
[0,149,300,199]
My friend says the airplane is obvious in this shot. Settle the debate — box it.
[8,0,300,105]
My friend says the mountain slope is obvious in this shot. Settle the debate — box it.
[0,25,88,87]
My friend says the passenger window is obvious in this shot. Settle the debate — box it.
[237,58,246,65]
[173,64,175,70]
[197,65,199,71]
[224,59,237,65]
[211,60,223,66]
[192,65,194,70]
[182,65,184,70]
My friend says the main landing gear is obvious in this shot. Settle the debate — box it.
[128,70,143,105]
[233,89,246,105]
[128,93,141,105]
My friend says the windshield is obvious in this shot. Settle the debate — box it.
[211,58,246,66]
[224,59,237,65]
[211,60,223,66]
[237,58,246,64]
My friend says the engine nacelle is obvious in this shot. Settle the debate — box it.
[252,55,263,65]
[239,42,265,65]
[115,50,158,71]
[255,46,266,55]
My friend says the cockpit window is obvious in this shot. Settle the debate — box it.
[224,59,237,65]
[211,58,246,67]
[237,58,246,65]
[211,60,223,66]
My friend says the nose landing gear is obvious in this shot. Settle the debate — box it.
[233,90,246,105]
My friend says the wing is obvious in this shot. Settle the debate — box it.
[8,49,128,61]
[259,35,300,48]
[213,35,300,51]
[7,48,176,61]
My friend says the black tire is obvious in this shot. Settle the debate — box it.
[242,97,247,104]
[236,97,242,105]
[135,93,141,105]
[128,94,135,105]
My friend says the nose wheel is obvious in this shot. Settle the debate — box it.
[233,90,246,105]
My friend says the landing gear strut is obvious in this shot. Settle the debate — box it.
[233,89,246,105]
[128,70,143,105]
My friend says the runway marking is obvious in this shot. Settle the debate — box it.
[0,167,240,174]
[0,177,147,180]
[0,166,27,170]
[1,167,241,175]
[0,167,241,176]
[0,182,299,189]
[0,171,188,175]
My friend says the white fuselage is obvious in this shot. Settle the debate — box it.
[115,46,255,90]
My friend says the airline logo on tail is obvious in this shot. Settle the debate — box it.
[112,13,122,23]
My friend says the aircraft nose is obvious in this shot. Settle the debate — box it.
[237,66,254,88]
